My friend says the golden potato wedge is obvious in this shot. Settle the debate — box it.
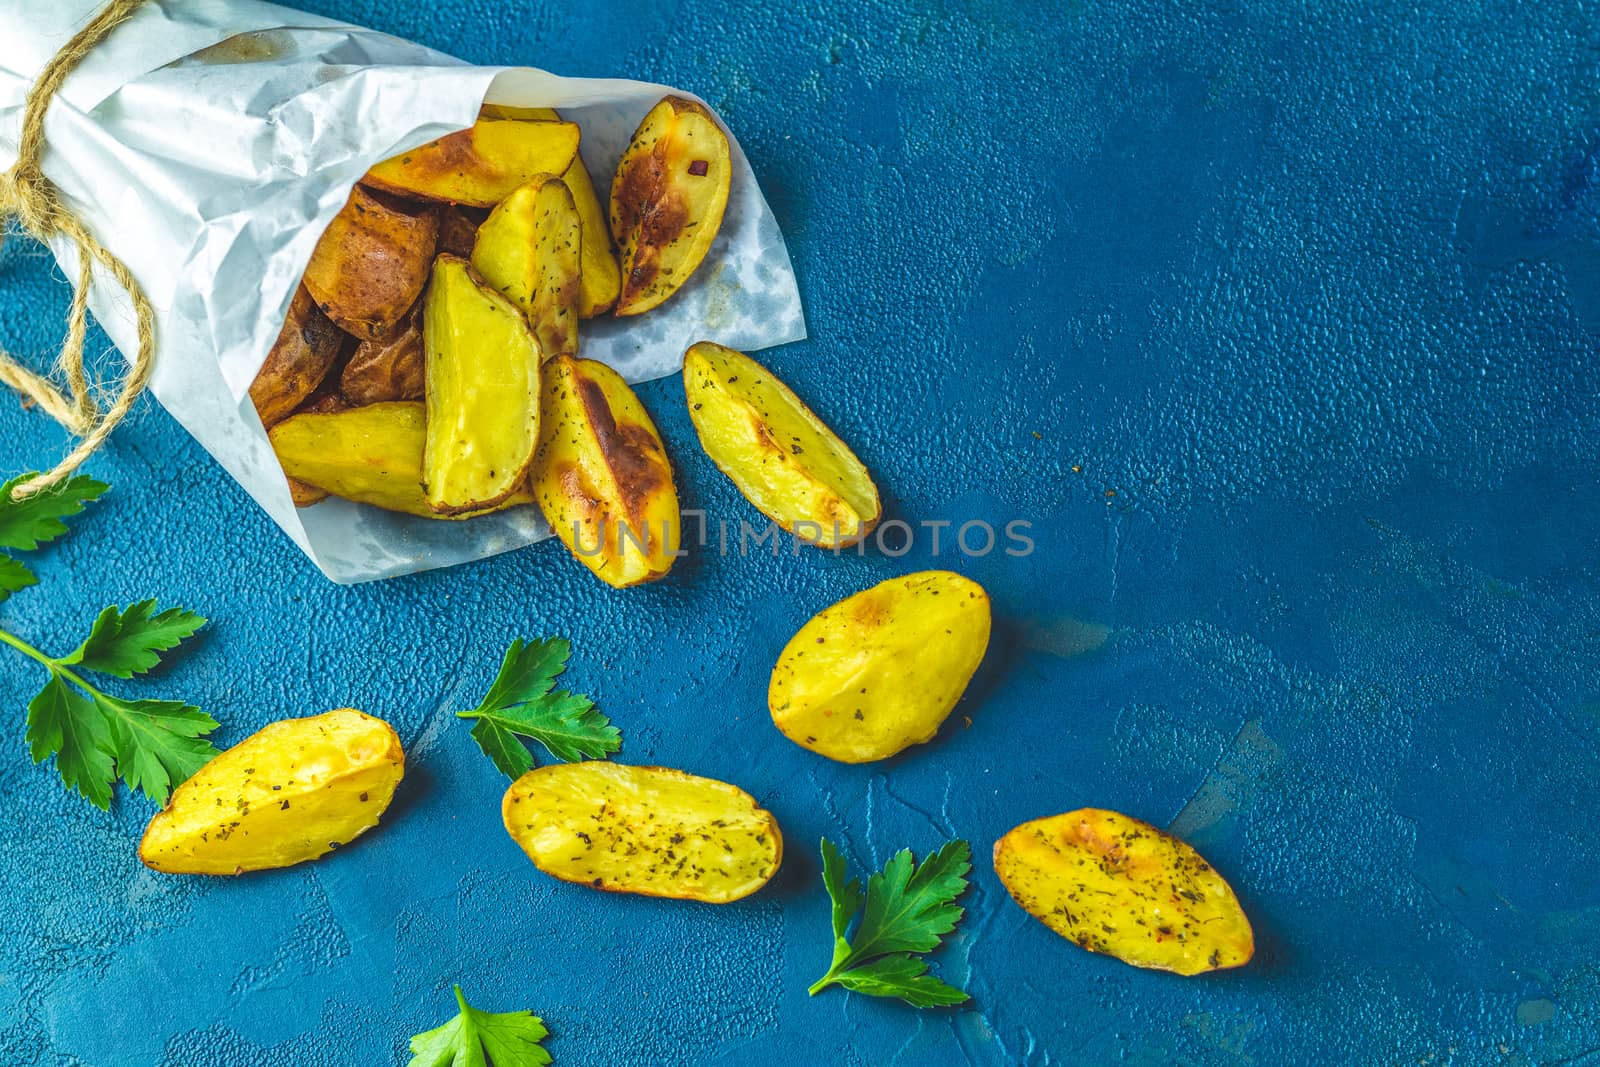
[685,342,880,548]
[363,118,581,208]
[993,809,1254,975]
[140,709,404,875]
[249,286,347,427]
[769,571,991,763]
[480,104,623,315]
[422,255,543,514]
[270,401,532,519]
[340,302,424,405]
[303,186,438,340]
[472,176,581,359]
[502,762,781,903]
[286,477,329,508]
[532,356,679,587]
[437,205,487,258]
[610,96,731,316]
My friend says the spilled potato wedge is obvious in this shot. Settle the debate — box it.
[610,96,731,315]
[140,709,404,875]
[533,356,679,587]
[422,255,543,514]
[685,342,879,548]
[769,571,990,762]
[249,285,347,426]
[472,176,582,359]
[993,809,1254,975]
[363,118,580,208]
[270,401,532,517]
[303,186,438,340]
[502,762,782,903]
[340,302,424,405]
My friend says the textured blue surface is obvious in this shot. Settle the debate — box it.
[1,1,1598,1064]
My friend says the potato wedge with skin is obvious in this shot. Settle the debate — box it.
[685,342,880,548]
[993,809,1254,975]
[303,186,438,340]
[769,571,990,763]
[610,96,731,316]
[422,255,543,514]
[140,709,404,875]
[270,401,532,519]
[340,302,424,405]
[472,176,581,359]
[249,286,347,427]
[502,762,782,903]
[533,356,680,587]
[437,205,487,258]
[286,477,329,508]
[363,119,580,208]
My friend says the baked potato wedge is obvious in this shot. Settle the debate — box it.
[472,176,581,359]
[363,118,581,208]
[502,762,782,903]
[302,186,438,340]
[993,809,1254,975]
[436,205,487,258]
[270,401,532,518]
[685,341,880,547]
[422,255,543,514]
[769,571,991,763]
[140,709,404,875]
[340,302,424,405]
[286,478,329,508]
[532,356,680,587]
[249,285,347,426]
[610,96,731,316]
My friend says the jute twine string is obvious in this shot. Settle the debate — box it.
[0,0,152,500]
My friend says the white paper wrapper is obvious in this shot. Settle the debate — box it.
[0,0,805,582]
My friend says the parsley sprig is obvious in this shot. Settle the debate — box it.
[458,637,620,777]
[0,474,217,809]
[407,984,551,1067]
[810,837,972,1007]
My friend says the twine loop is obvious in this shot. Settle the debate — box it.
[0,0,152,499]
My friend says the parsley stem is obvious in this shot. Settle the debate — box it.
[0,625,103,698]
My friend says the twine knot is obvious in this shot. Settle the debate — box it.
[0,0,153,499]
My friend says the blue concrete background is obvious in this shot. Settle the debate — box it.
[1,0,1598,1063]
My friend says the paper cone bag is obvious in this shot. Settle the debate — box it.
[0,0,804,582]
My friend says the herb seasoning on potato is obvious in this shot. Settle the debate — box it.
[610,96,732,315]
[769,571,991,762]
[140,709,405,875]
[502,762,782,903]
[685,341,880,547]
[992,808,1254,975]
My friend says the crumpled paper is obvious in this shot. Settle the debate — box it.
[0,0,805,582]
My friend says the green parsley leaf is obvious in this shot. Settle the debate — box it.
[26,672,115,810]
[809,837,971,1007]
[0,473,108,551]
[65,600,207,678]
[97,694,219,806]
[0,555,37,603]
[407,984,551,1067]
[458,638,621,778]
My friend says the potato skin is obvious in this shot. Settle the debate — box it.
[769,571,991,762]
[303,186,438,340]
[684,341,880,548]
[502,762,782,903]
[340,302,424,405]
[436,205,487,258]
[610,96,731,316]
[362,118,580,208]
[270,401,532,519]
[139,709,404,875]
[249,286,347,427]
[532,356,680,587]
[993,809,1254,975]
